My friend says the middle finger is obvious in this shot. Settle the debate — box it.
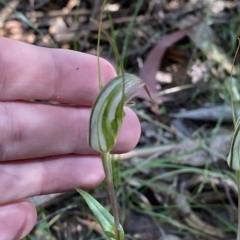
[0,101,140,161]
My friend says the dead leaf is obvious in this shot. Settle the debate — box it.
[76,217,105,237]
[177,17,235,74]
[175,194,225,238]
[185,212,224,238]
[137,28,191,102]
[160,235,182,240]
[150,182,225,239]
[30,193,63,207]
[115,133,232,167]
[0,0,20,28]
[171,105,233,122]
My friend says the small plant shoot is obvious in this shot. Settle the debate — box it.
[227,38,240,240]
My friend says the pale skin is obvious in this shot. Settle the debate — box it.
[0,37,141,240]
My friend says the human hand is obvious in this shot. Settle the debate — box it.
[0,37,141,240]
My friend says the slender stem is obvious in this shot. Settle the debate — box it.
[101,152,120,240]
[230,38,240,126]
[97,0,108,90]
[237,170,240,240]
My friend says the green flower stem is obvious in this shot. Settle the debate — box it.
[237,170,240,240]
[102,152,120,240]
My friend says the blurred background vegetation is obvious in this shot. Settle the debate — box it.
[1,0,240,239]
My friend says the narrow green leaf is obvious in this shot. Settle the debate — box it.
[228,117,240,170]
[76,189,124,240]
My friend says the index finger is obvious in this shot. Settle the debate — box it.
[0,37,116,105]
